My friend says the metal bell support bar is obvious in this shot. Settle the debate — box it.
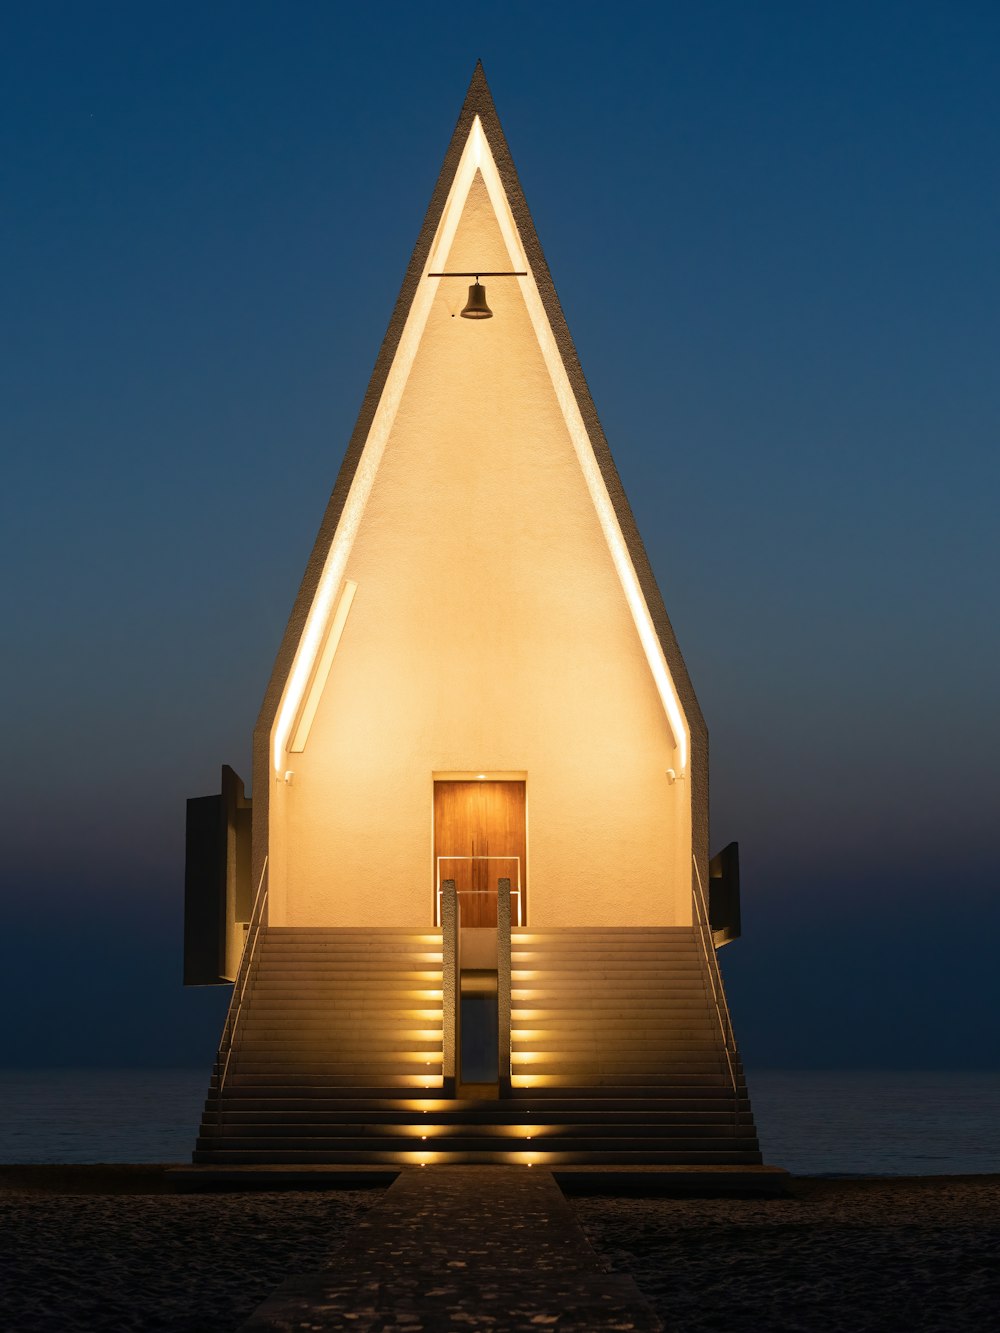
[427,271,528,320]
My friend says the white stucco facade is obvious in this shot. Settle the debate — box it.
[255,82,704,933]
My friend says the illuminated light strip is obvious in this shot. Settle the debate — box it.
[289,580,357,753]
[471,127,690,772]
[272,120,489,772]
[272,114,689,773]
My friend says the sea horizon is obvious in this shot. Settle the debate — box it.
[1,1067,997,1176]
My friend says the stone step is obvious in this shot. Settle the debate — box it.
[250,973,444,985]
[197,1133,757,1153]
[266,928,443,936]
[254,953,440,963]
[511,996,713,1012]
[238,1024,714,1041]
[512,962,702,973]
[510,1030,722,1044]
[510,1065,731,1081]
[511,1023,720,1037]
[232,1049,443,1062]
[255,946,441,956]
[192,1148,762,1165]
[246,991,445,1003]
[511,951,699,959]
[231,1062,444,1076]
[509,1072,734,1087]
[256,955,443,968]
[238,1007,442,1018]
[203,1108,755,1126]
[251,968,444,981]
[510,1046,727,1061]
[238,1030,443,1044]
[226,1072,443,1087]
[511,928,696,937]
[511,951,703,960]
[236,1033,443,1049]
[207,1092,751,1110]
[510,982,709,994]
[242,986,442,997]
[203,1116,758,1136]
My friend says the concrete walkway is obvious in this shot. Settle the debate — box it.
[238,1165,662,1331]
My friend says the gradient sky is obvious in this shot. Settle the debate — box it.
[2,1,998,1072]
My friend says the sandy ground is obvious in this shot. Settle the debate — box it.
[0,1180,376,1332]
[573,1176,1000,1332]
[0,1172,997,1331]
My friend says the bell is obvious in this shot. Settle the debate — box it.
[460,280,493,319]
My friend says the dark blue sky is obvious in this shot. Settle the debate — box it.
[2,2,998,1071]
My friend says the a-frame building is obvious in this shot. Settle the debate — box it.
[186,65,761,1169]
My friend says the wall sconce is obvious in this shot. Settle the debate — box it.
[428,271,527,319]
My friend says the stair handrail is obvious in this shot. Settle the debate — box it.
[435,857,522,926]
[216,855,269,1112]
[691,854,740,1116]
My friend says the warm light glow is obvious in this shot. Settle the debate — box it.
[290,579,357,753]
[272,120,491,773]
[369,1124,447,1139]
[510,1151,543,1167]
[468,121,691,773]
[407,1150,440,1166]
[271,113,690,774]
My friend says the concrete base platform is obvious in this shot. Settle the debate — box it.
[168,1161,789,1195]
[167,1164,398,1192]
[555,1163,791,1195]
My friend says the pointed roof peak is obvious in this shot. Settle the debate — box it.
[256,63,705,771]
[459,59,497,123]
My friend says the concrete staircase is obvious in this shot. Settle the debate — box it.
[511,926,740,1087]
[195,924,760,1166]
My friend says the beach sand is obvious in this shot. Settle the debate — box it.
[574,1175,1000,1331]
[0,1170,997,1331]
[0,1172,376,1332]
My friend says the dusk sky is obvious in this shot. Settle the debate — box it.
[2,1,998,1073]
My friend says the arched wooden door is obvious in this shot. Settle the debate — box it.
[433,780,526,926]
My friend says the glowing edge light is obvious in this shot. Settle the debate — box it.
[273,115,689,775]
[271,121,485,771]
[289,579,357,753]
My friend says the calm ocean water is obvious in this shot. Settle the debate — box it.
[1,1069,997,1173]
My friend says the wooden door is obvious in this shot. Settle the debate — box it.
[433,780,526,927]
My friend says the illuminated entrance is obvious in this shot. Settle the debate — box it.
[433,779,525,927]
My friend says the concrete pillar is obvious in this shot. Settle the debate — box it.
[441,879,458,1097]
[497,876,512,1096]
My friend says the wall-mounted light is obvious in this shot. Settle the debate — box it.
[427,270,527,319]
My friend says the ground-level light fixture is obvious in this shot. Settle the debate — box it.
[428,270,527,319]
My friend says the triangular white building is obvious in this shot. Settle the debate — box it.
[185,65,760,1170]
